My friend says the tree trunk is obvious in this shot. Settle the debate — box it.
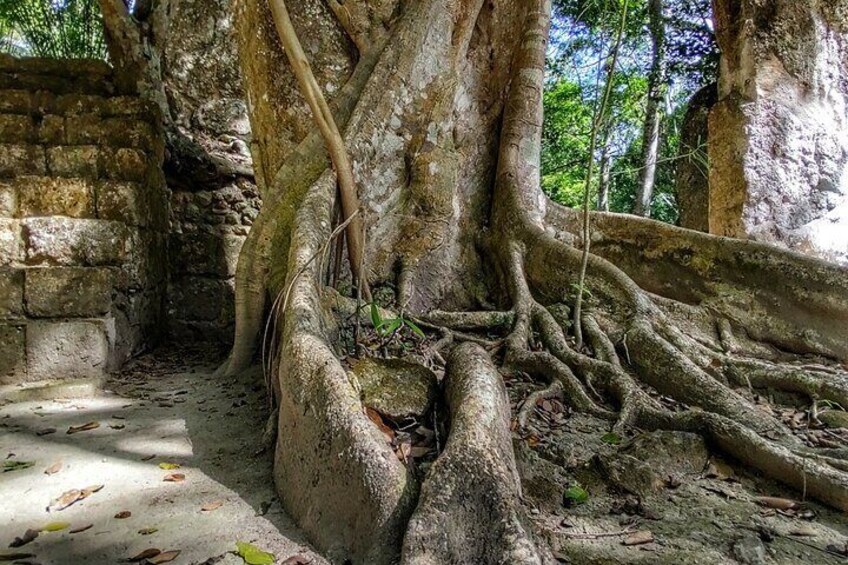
[223,0,848,563]
[632,0,667,217]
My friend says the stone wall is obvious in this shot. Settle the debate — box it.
[676,83,716,232]
[709,0,848,265]
[0,56,168,384]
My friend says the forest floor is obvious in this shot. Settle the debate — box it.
[3,346,848,564]
[0,346,324,565]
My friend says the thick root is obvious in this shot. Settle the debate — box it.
[402,343,548,564]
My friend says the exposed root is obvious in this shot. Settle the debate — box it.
[401,343,547,564]
[518,380,565,431]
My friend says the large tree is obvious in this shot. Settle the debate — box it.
[101,0,848,562]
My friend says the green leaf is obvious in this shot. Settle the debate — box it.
[235,541,275,565]
[600,432,622,445]
[563,485,589,506]
[2,460,35,473]
[384,318,403,336]
[41,522,70,532]
[404,319,426,339]
[370,302,382,330]
[158,462,181,470]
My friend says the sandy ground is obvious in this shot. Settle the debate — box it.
[0,347,325,565]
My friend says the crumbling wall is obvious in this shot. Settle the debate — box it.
[710,0,848,265]
[0,56,168,384]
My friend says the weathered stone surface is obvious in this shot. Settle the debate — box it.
[0,114,34,143]
[710,0,848,264]
[18,176,95,218]
[25,267,113,318]
[0,89,31,114]
[0,324,26,382]
[99,147,148,181]
[0,267,24,319]
[676,83,716,232]
[26,320,111,380]
[352,357,439,421]
[0,144,46,177]
[597,431,708,496]
[169,231,244,276]
[818,409,848,429]
[167,276,232,322]
[0,219,22,265]
[0,181,16,216]
[23,217,128,266]
[38,115,65,144]
[47,145,98,178]
[96,181,147,226]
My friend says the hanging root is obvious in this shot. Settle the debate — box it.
[402,342,547,564]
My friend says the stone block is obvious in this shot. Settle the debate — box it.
[0,267,23,319]
[0,180,16,216]
[0,324,26,382]
[168,276,232,322]
[25,267,113,318]
[123,229,167,289]
[17,176,95,218]
[169,231,244,276]
[23,217,128,266]
[96,181,146,226]
[26,320,111,380]
[0,89,31,114]
[64,114,103,145]
[0,114,34,144]
[0,219,22,265]
[51,94,106,116]
[37,115,65,144]
[47,146,99,178]
[99,147,148,181]
[0,144,46,177]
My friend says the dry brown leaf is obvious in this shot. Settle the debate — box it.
[80,484,104,498]
[148,550,180,563]
[138,527,158,535]
[281,555,313,565]
[789,525,817,537]
[409,446,432,458]
[141,454,156,461]
[163,473,185,482]
[365,408,395,440]
[9,529,39,548]
[67,421,100,434]
[69,524,93,534]
[622,530,654,546]
[201,500,223,512]
[48,489,82,511]
[756,496,799,511]
[115,510,132,519]
[37,427,57,436]
[128,548,161,562]
[44,461,63,475]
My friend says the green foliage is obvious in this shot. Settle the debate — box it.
[235,541,275,565]
[0,0,107,59]
[563,484,590,506]
[600,431,622,445]
[368,303,426,340]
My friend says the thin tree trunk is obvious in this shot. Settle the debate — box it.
[632,0,667,217]
[596,125,613,211]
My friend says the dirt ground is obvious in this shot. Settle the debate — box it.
[0,346,325,565]
[4,346,848,564]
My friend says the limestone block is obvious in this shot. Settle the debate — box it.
[25,267,113,318]
[0,219,22,265]
[26,320,111,380]
[99,147,148,182]
[37,115,65,144]
[167,276,231,322]
[0,324,26,382]
[0,89,31,114]
[0,267,23,319]
[0,114,34,144]
[0,180,16,216]
[0,144,46,177]
[23,217,128,266]
[169,231,244,276]
[96,181,147,226]
[47,145,99,178]
[18,176,95,218]
[51,93,106,116]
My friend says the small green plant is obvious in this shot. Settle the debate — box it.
[369,302,426,340]
[600,431,622,445]
[563,484,589,507]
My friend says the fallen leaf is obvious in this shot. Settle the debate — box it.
[80,484,104,498]
[623,530,654,546]
[44,461,62,475]
[69,524,93,534]
[563,485,589,507]
[41,521,70,532]
[67,421,100,434]
[163,473,185,482]
[201,501,223,512]
[756,496,799,511]
[128,548,161,562]
[281,555,312,564]
[365,408,394,440]
[409,446,432,458]
[0,552,36,562]
[48,489,83,511]
[601,432,623,445]
[158,462,180,470]
[8,529,38,548]
[789,525,817,537]
[704,459,734,481]
[37,428,57,436]
[138,527,158,535]
[115,511,132,519]
[2,460,34,473]
[141,454,156,461]
[110,424,126,430]
[236,541,274,565]
[148,550,180,563]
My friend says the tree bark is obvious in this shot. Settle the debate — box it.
[632,0,667,217]
[222,0,848,562]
